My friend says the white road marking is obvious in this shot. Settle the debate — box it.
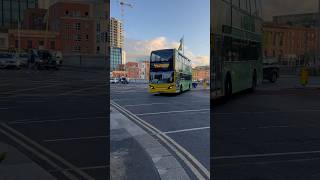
[0,107,9,110]
[44,135,107,142]
[164,126,210,134]
[58,85,105,96]
[4,83,66,94]
[136,109,210,116]
[9,116,106,124]
[213,150,320,160]
[0,123,93,180]
[49,165,108,172]
[215,157,320,167]
[124,102,169,107]
[214,109,320,115]
[111,101,210,179]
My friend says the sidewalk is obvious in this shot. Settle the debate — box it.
[0,142,56,180]
[110,106,190,180]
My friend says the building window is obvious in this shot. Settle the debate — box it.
[50,41,55,49]
[15,40,19,48]
[72,45,81,52]
[96,23,100,32]
[27,40,33,49]
[65,11,69,15]
[86,35,89,41]
[85,12,88,16]
[74,34,81,41]
[39,41,44,46]
[75,23,80,30]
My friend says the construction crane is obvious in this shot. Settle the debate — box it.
[119,0,133,24]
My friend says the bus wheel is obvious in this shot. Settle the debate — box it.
[224,76,232,99]
[180,85,183,94]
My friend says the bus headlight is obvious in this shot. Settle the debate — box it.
[149,85,154,89]
[168,85,173,89]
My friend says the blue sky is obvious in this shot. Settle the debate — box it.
[111,0,210,66]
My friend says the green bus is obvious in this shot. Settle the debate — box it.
[211,0,263,98]
[149,49,192,94]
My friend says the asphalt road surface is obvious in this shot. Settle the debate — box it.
[0,67,108,180]
[110,83,210,178]
[213,76,320,180]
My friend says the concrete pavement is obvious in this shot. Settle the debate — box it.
[111,106,190,180]
[0,142,56,180]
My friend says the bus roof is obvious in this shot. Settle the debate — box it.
[151,49,192,62]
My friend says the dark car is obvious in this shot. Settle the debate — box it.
[263,58,280,83]
[120,77,129,84]
[32,50,59,70]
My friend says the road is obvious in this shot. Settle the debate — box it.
[213,75,320,180]
[0,67,108,180]
[110,83,210,178]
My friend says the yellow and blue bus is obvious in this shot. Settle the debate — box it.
[149,49,192,94]
[211,0,263,98]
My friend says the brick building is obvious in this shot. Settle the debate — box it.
[125,62,140,79]
[8,29,61,52]
[22,8,47,30]
[262,22,316,64]
[192,66,210,81]
[48,2,96,54]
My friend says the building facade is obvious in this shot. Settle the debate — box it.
[125,62,140,79]
[192,66,210,81]
[0,0,38,29]
[263,22,316,64]
[273,13,318,28]
[48,1,96,54]
[139,61,150,80]
[110,47,122,71]
[22,8,47,30]
[0,32,8,51]
[110,17,124,49]
[8,29,61,51]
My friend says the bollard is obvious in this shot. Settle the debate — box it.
[300,67,309,87]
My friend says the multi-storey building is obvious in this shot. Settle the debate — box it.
[139,61,150,80]
[125,62,140,79]
[263,22,316,64]
[48,1,96,54]
[273,13,318,28]
[110,47,122,71]
[110,17,124,49]
[22,8,47,30]
[8,29,61,51]
[192,66,210,81]
[0,0,38,29]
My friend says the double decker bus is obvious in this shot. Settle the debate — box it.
[211,0,263,98]
[149,49,192,94]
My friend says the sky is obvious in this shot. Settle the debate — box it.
[262,0,319,21]
[110,0,210,67]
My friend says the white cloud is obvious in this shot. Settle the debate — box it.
[125,36,209,67]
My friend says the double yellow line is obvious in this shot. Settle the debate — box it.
[111,100,210,179]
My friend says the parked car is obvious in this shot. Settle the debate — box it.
[110,77,120,84]
[120,76,129,84]
[18,53,29,67]
[32,49,60,70]
[263,58,280,83]
[0,53,21,69]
